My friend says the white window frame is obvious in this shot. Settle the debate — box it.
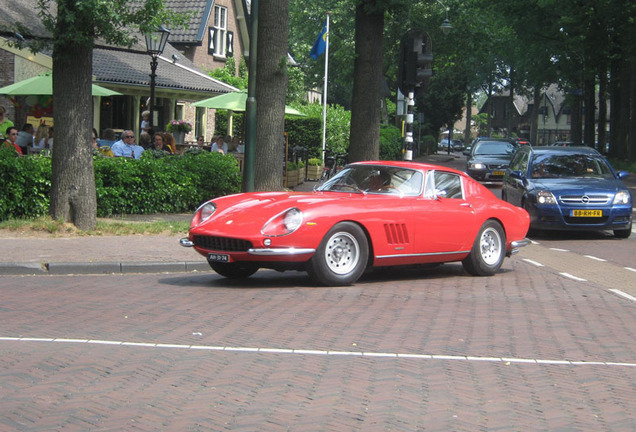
[213,5,228,58]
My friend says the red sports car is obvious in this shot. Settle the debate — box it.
[181,161,530,286]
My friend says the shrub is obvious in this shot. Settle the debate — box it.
[379,124,403,160]
[0,149,241,220]
[0,148,51,220]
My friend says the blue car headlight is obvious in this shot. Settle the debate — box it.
[469,163,486,170]
[536,190,557,205]
[613,191,631,205]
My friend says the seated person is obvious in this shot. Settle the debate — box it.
[98,128,117,147]
[363,170,392,192]
[111,130,144,159]
[1,126,22,154]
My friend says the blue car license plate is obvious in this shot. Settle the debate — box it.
[208,253,230,262]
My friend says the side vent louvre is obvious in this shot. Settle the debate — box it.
[384,223,410,244]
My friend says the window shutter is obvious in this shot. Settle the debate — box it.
[226,31,234,57]
[208,27,217,55]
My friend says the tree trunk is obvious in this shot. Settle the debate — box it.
[529,86,540,145]
[49,1,97,230]
[583,75,596,147]
[597,67,607,153]
[628,57,636,162]
[463,91,472,144]
[254,0,289,191]
[348,0,384,162]
[569,92,583,146]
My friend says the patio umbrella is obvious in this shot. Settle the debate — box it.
[0,72,121,97]
[193,90,305,116]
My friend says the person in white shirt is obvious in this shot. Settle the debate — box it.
[211,136,228,154]
[111,130,145,159]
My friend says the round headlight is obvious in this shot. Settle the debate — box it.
[199,202,217,221]
[283,208,303,231]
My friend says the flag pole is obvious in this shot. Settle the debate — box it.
[321,13,330,163]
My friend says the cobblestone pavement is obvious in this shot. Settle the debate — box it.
[1,258,635,431]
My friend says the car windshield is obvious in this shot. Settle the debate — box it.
[473,141,517,155]
[530,154,615,179]
[315,165,423,195]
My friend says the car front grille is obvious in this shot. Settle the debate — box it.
[487,164,508,170]
[559,194,610,205]
[193,235,253,252]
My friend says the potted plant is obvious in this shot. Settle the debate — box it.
[166,120,192,144]
[306,157,323,180]
[297,160,305,184]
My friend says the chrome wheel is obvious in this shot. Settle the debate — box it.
[480,226,503,266]
[324,231,360,275]
[462,220,506,276]
[308,222,368,286]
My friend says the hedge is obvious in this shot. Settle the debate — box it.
[0,147,241,220]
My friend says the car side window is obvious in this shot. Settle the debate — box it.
[425,171,463,199]
[510,150,529,172]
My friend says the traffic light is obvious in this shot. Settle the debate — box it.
[397,30,433,94]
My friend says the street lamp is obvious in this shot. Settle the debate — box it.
[145,25,171,131]
[436,0,452,35]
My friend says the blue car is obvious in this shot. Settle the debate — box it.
[502,146,632,238]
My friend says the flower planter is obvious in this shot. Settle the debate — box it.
[172,131,185,144]
[306,164,323,181]
[286,169,299,188]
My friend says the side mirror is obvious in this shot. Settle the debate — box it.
[617,170,629,180]
[509,170,525,180]
[434,189,447,199]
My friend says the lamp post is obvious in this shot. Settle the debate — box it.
[437,0,452,34]
[145,25,171,131]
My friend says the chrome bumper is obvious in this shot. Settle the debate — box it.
[180,238,194,247]
[180,238,314,256]
[248,248,315,256]
[509,238,531,255]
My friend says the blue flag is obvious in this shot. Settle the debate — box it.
[310,21,327,59]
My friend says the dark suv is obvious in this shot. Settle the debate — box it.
[466,138,519,183]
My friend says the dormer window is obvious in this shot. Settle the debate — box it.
[208,5,234,59]
[209,5,227,57]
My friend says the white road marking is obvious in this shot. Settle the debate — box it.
[626,267,636,273]
[584,255,607,262]
[549,248,570,252]
[1,336,634,368]
[522,258,544,267]
[560,272,587,282]
[609,289,636,303]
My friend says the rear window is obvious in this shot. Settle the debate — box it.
[473,141,517,155]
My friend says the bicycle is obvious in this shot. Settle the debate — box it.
[321,151,348,180]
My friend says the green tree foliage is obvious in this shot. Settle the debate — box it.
[208,56,248,89]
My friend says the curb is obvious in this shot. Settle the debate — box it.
[0,261,210,276]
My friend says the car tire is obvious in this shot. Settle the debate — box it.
[613,222,632,239]
[209,262,259,279]
[462,220,506,276]
[307,222,369,286]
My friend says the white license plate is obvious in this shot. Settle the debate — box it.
[208,253,230,262]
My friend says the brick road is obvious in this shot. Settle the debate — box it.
[1,258,635,431]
